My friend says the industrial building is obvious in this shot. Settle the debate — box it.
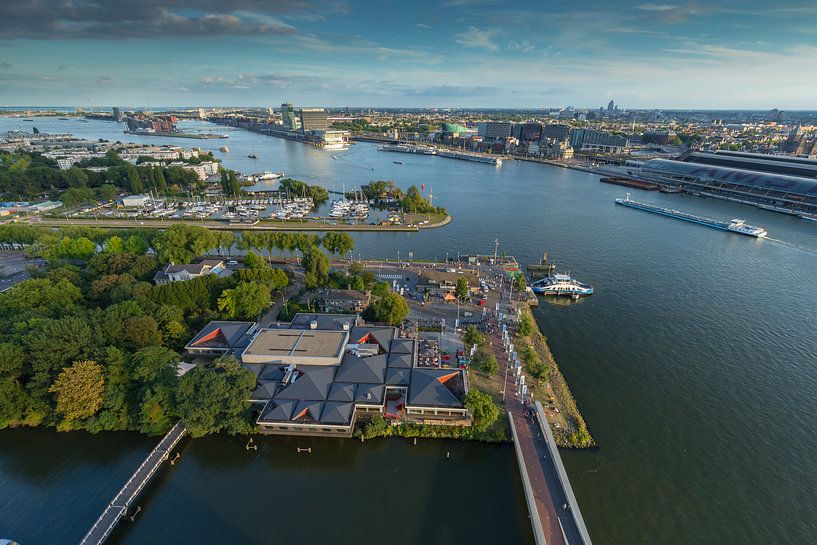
[638,158,817,214]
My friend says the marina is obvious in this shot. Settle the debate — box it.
[615,194,768,237]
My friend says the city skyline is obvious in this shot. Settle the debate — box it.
[2,0,817,108]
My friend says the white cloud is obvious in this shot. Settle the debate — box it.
[455,26,499,51]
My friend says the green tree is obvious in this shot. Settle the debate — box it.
[514,273,526,293]
[464,325,483,347]
[176,356,255,437]
[131,346,179,435]
[217,281,270,320]
[363,292,409,326]
[216,231,235,257]
[480,352,498,375]
[86,347,134,432]
[125,315,163,349]
[153,224,217,264]
[125,235,149,255]
[243,250,266,270]
[464,390,499,432]
[321,232,355,257]
[48,360,105,428]
[518,312,534,337]
[104,236,126,254]
[455,276,469,301]
[302,247,330,288]
[220,170,241,197]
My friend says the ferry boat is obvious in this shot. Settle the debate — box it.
[615,194,767,238]
[798,213,817,223]
[248,154,257,159]
[531,274,594,298]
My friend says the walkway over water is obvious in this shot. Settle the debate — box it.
[509,403,593,545]
[78,422,187,545]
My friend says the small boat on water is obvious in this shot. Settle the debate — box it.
[332,155,338,159]
[799,213,817,223]
[531,273,593,298]
[220,146,230,152]
[248,154,257,159]
[393,161,403,165]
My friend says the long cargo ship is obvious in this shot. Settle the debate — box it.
[378,144,502,166]
[615,194,767,237]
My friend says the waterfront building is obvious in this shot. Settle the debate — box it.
[638,158,817,214]
[683,150,817,179]
[112,107,123,122]
[569,128,628,153]
[120,194,152,207]
[299,108,329,133]
[540,124,571,141]
[318,289,371,313]
[280,102,300,131]
[153,259,228,284]
[477,121,512,140]
[416,270,480,298]
[185,313,471,437]
[512,122,543,142]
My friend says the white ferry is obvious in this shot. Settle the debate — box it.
[531,274,594,298]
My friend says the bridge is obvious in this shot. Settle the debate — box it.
[78,422,187,545]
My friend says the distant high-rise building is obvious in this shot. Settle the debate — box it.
[281,102,300,131]
[540,124,571,141]
[112,107,122,122]
[570,129,627,153]
[477,121,512,140]
[607,100,615,112]
[298,108,328,132]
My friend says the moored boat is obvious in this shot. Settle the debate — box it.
[531,273,593,298]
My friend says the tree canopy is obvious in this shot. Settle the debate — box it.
[363,292,409,326]
[464,390,499,432]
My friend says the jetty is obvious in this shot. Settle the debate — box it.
[78,422,187,545]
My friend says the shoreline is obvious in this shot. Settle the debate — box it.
[518,305,595,449]
[32,214,452,232]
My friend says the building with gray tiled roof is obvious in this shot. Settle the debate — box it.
[188,313,470,437]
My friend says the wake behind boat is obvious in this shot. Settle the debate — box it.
[531,273,594,298]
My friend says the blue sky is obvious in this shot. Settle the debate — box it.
[2,0,817,108]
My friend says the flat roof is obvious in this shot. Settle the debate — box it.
[243,329,347,361]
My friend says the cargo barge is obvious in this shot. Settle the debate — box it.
[615,194,767,237]
[600,176,660,191]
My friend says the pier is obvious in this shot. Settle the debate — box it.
[78,422,187,545]
[508,405,592,545]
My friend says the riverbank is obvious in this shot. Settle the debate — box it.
[518,305,595,448]
[33,213,452,232]
[355,412,510,443]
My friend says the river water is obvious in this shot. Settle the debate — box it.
[1,117,817,545]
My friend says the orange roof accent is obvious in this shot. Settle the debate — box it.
[293,407,309,420]
[437,371,459,384]
[355,332,382,349]
[192,327,224,346]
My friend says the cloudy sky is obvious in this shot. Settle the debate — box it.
[2,0,817,109]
